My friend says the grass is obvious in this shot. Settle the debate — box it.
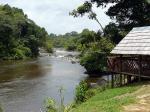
[70,83,142,112]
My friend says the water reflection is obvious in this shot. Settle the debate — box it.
[0,52,87,112]
[0,50,108,112]
[0,59,47,83]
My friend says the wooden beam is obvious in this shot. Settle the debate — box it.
[124,75,126,85]
[107,75,109,87]
[127,75,131,83]
[109,71,150,79]
[111,74,114,88]
[138,55,142,82]
[120,55,123,86]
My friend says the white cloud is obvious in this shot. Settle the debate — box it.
[0,0,111,34]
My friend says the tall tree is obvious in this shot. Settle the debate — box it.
[70,1,104,32]
[0,4,51,59]
[104,23,125,44]
[71,0,150,31]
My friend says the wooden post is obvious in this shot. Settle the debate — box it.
[111,74,114,88]
[138,55,142,82]
[124,74,126,85]
[127,75,131,83]
[120,55,123,86]
[107,74,109,87]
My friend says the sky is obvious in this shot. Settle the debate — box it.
[0,0,111,34]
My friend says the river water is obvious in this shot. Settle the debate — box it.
[0,50,106,112]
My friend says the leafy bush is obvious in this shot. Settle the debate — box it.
[12,48,26,59]
[11,45,31,59]
[20,46,32,57]
[65,44,77,51]
[80,52,108,73]
[75,81,89,104]
[0,105,2,112]
[0,5,51,60]
[44,87,73,112]
[45,39,53,53]
[44,98,57,112]
[84,88,98,100]
[79,38,114,73]
[75,80,109,105]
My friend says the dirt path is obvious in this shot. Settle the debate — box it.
[123,84,150,112]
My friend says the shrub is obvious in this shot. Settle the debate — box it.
[44,98,57,112]
[65,44,77,51]
[80,52,108,73]
[12,48,25,59]
[20,46,31,57]
[75,81,89,104]
[85,89,97,100]
[44,87,73,112]
[79,38,114,73]
[11,46,31,59]
[0,106,2,112]
[45,39,53,53]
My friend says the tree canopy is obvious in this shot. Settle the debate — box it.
[70,1,104,32]
[49,31,80,51]
[0,4,52,59]
[71,0,150,30]
[70,0,150,73]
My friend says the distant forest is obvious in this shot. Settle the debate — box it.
[0,4,52,60]
[0,0,149,74]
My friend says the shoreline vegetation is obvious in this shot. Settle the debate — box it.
[50,29,115,75]
[0,4,121,76]
[70,82,143,112]
[45,81,150,112]
[0,4,53,60]
[0,0,149,111]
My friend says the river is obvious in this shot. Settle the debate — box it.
[0,49,107,112]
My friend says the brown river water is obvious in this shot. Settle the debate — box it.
[0,50,107,112]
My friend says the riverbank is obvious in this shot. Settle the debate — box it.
[70,82,150,112]
[0,50,89,112]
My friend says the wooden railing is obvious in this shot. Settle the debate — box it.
[107,56,150,78]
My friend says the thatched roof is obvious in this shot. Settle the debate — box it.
[111,26,150,55]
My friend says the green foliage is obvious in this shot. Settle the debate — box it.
[74,81,109,106]
[80,52,108,73]
[44,98,57,112]
[75,81,89,104]
[0,4,51,59]
[105,0,150,29]
[70,0,149,74]
[70,2,104,32]
[12,48,26,59]
[79,31,114,73]
[65,42,76,51]
[104,23,125,44]
[70,1,92,17]
[0,106,2,112]
[70,0,149,75]
[71,0,150,30]
[11,45,31,59]
[64,38,77,51]
[44,38,53,53]
[71,84,141,112]
[45,87,72,112]
[84,89,97,100]
[84,85,110,101]
[49,31,79,51]
[78,29,97,45]
[49,27,114,74]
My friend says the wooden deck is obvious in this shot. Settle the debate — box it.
[108,55,150,78]
[107,55,150,87]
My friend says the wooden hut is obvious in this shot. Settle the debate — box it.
[108,26,150,87]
